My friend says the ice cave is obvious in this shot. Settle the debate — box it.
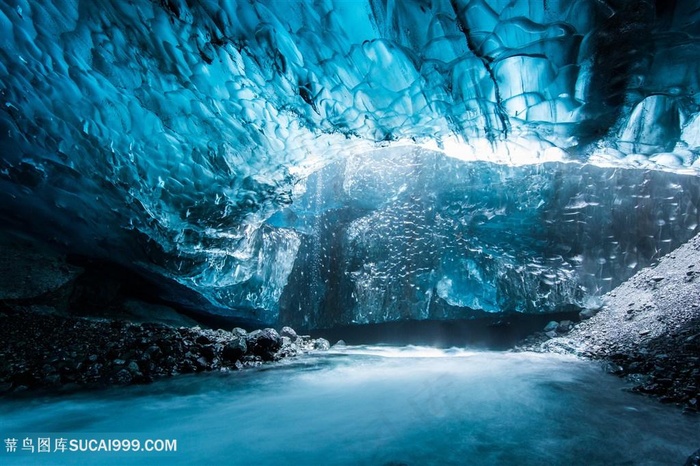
[0,0,699,464]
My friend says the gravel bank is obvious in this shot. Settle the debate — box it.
[523,233,700,412]
[0,304,330,394]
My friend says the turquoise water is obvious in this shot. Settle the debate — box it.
[1,347,698,465]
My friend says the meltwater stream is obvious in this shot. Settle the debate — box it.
[1,348,698,465]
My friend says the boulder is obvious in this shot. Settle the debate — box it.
[222,337,247,362]
[111,368,133,385]
[246,328,282,360]
[280,326,298,340]
[579,308,599,320]
[544,321,559,332]
[276,337,299,358]
[557,320,573,334]
[313,338,330,351]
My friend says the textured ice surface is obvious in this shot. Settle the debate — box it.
[0,1,699,325]
[274,147,700,327]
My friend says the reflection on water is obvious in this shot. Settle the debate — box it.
[0,347,698,465]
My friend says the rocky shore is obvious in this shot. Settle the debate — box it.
[517,233,700,414]
[0,303,330,394]
[0,231,335,394]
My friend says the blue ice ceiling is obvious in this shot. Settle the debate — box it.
[0,0,699,327]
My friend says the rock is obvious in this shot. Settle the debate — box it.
[222,338,247,362]
[276,337,299,358]
[602,362,625,375]
[313,338,330,351]
[43,374,61,386]
[545,331,558,339]
[626,373,651,386]
[543,321,559,332]
[556,320,573,334]
[112,369,132,385]
[246,329,282,360]
[685,448,700,466]
[579,308,599,320]
[280,326,298,339]
[195,334,213,345]
[0,305,329,394]
[332,340,347,348]
[200,344,221,360]
[86,363,103,378]
[144,345,162,359]
[180,360,197,373]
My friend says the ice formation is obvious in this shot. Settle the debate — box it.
[0,0,699,326]
[274,147,700,327]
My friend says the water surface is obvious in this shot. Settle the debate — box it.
[1,347,697,465]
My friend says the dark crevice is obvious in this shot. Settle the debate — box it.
[449,0,511,141]
[576,0,656,148]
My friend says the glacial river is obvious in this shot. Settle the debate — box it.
[1,347,698,465]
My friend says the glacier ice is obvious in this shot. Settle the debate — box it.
[274,147,700,328]
[0,0,699,327]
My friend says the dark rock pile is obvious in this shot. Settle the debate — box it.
[0,304,330,394]
[518,316,700,412]
[516,318,582,348]
[518,233,700,413]
[598,318,700,413]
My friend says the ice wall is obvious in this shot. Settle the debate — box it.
[274,147,700,328]
[0,0,699,326]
